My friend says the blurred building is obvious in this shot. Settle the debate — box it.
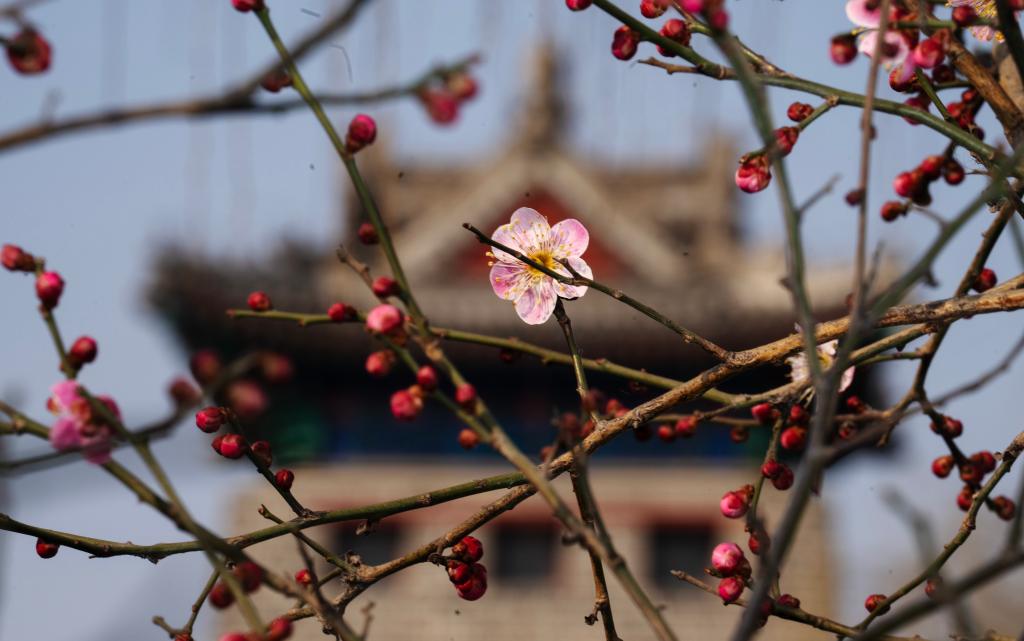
[150,46,876,640]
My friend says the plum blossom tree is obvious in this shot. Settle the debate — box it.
[4,1,1024,641]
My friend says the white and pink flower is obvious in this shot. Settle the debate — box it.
[47,380,118,464]
[845,0,914,72]
[488,207,592,325]
[786,334,856,393]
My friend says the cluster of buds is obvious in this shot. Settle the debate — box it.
[889,153,965,209]
[720,484,754,519]
[760,458,794,491]
[5,28,52,75]
[654,415,699,443]
[415,65,479,126]
[209,561,266,610]
[709,542,750,604]
[444,536,487,601]
[932,444,1015,518]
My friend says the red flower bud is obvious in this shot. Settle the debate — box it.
[911,36,944,69]
[196,407,227,433]
[446,73,478,101]
[735,155,771,193]
[247,290,272,312]
[611,25,641,61]
[234,561,263,592]
[371,277,399,299]
[251,440,273,467]
[919,155,944,180]
[456,575,487,601]
[266,617,293,641]
[259,68,292,93]
[761,459,783,479]
[718,576,744,603]
[930,416,963,438]
[880,200,908,222]
[327,302,356,322]
[771,464,794,490]
[943,159,965,185]
[956,485,974,511]
[215,433,248,459]
[750,402,778,424]
[260,352,293,384]
[674,415,698,438]
[971,450,996,474]
[345,114,377,152]
[657,424,676,443]
[455,383,478,411]
[35,271,64,309]
[864,593,889,613]
[830,34,857,65]
[209,582,234,608]
[931,454,953,478]
[993,496,1016,520]
[786,102,813,123]
[365,350,396,377]
[952,6,977,27]
[1,244,35,271]
[226,380,267,420]
[415,365,438,391]
[640,0,669,18]
[275,468,295,490]
[68,336,98,367]
[657,19,691,56]
[774,126,799,157]
[6,29,52,75]
[295,568,312,585]
[972,268,997,293]
[390,389,423,421]
[35,538,59,558]
[779,426,807,451]
[452,536,484,563]
[169,377,201,406]
[892,171,919,198]
[419,89,460,124]
[457,427,480,450]
[357,222,379,245]
[776,593,800,609]
[565,0,592,9]
[189,349,222,385]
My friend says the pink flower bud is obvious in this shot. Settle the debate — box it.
[35,271,64,309]
[365,350,396,377]
[455,383,478,410]
[718,576,744,604]
[680,0,704,11]
[346,114,377,152]
[390,389,423,421]
[6,29,52,75]
[720,490,749,519]
[565,0,592,10]
[226,380,268,420]
[611,25,640,61]
[365,304,403,334]
[711,542,745,576]
[735,156,771,193]
[416,365,439,392]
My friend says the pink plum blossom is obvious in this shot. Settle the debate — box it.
[845,0,913,71]
[47,380,118,464]
[488,207,592,325]
[786,329,856,393]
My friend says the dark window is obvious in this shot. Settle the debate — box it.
[328,521,399,567]
[494,524,557,583]
[649,523,714,589]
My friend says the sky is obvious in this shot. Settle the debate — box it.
[1,1,1023,639]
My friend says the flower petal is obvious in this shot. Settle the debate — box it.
[49,416,81,451]
[503,207,551,256]
[846,0,881,27]
[489,262,531,301]
[50,380,79,414]
[839,366,856,393]
[818,340,839,359]
[786,354,810,384]
[553,256,591,299]
[549,218,589,258]
[81,432,112,465]
[514,280,558,325]
[858,31,910,66]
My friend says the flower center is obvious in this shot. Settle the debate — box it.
[525,249,559,279]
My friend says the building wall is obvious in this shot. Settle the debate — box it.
[224,461,835,641]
